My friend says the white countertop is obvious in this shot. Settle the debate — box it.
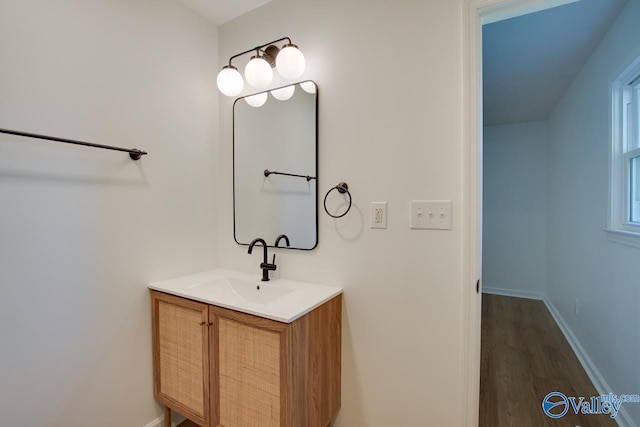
[148,268,343,323]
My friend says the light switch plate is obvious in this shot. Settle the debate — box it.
[371,202,387,229]
[410,200,452,230]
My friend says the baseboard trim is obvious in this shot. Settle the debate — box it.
[143,412,186,427]
[143,415,164,427]
[482,286,544,300]
[542,296,637,427]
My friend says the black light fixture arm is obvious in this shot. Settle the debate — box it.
[0,127,147,160]
[227,36,293,67]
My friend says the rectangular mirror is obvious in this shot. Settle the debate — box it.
[233,81,318,250]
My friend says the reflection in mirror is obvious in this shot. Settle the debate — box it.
[234,81,318,250]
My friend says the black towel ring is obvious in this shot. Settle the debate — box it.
[324,182,352,218]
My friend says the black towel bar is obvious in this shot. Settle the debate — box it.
[0,127,148,160]
[264,169,316,181]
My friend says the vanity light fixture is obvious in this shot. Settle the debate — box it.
[276,44,306,80]
[245,55,273,89]
[216,65,244,97]
[217,37,306,96]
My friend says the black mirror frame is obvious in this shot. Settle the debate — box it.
[232,80,319,251]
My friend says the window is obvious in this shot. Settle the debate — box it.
[627,76,640,224]
[609,59,640,245]
[632,154,640,223]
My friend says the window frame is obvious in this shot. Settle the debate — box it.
[624,147,640,225]
[607,57,640,247]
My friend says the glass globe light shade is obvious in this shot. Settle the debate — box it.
[271,85,295,101]
[299,81,316,94]
[244,56,273,89]
[276,44,306,80]
[245,92,268,108]
[216,65,243,97]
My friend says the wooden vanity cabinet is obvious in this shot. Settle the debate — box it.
[151,290,342,427]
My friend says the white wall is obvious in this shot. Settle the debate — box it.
[547,0,640,424]
[483,122,548,298]
[0,1,219,426]
[218,0,465,425]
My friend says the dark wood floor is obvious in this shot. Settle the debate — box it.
[480,294,617,427]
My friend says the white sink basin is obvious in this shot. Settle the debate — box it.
[187,276,296,305]
[148,269,342,323]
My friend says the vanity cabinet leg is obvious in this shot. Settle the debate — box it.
[164,406,171,427]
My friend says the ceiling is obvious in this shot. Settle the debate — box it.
[483,0,628,126]
[176,0,272,25]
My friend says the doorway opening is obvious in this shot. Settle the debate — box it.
[463,0,637,426]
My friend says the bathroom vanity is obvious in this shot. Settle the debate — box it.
[149,269,342,427]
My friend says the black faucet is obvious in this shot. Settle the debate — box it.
[248,238,277,281]
[275,234,290,248]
